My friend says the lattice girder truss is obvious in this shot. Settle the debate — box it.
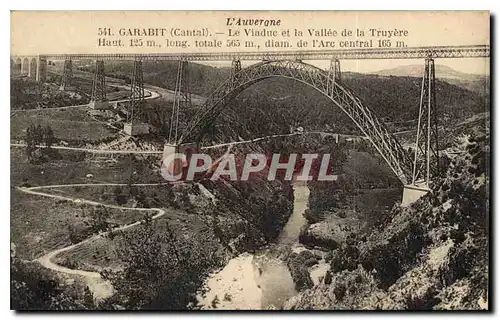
[411,58,439,186]
[179,59,414,184]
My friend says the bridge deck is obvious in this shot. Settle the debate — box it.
[17,45,490,61]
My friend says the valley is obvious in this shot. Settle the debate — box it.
[10,57,489,311]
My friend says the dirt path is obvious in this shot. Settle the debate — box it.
[11,130,362,156]
[17,183,168,301]
[11,83,160,113]
[10,129,350,303]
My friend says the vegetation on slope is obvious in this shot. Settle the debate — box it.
[285,132,489,310]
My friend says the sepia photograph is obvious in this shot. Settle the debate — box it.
[9,11,490,311]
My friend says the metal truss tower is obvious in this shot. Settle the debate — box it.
[326,58,341,95]
[411,58,439,187]
[59,59,73,90]
[168,60,191,144]
[127,59,145,124]
[230,58,242,84]
[91,60,107,102]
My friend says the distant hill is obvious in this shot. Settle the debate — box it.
[199,72,488,143]
[372,64,489,96]
[372,64,485,80]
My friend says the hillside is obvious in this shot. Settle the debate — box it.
[134,66,487,146]
[373,64,485,80]
[196,74,488,144]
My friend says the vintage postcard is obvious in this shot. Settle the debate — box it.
[10,11,490,311]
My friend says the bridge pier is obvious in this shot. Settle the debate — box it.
[161,142,200,181]
[124,59,149,136]
[230,58,242,85]
[16,56,47,82]
[28,58,37,78]
[20,58,28,75]
[402,58,439,207]
[89,60,109,110]
[401,184,430,207]
[326,58,341,95]
[124,123,150,136]
[410,58,439,185]
[175,60,191,106]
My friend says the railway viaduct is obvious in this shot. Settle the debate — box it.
[10,45,490,205]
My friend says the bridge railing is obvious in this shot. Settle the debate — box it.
[22,44,490,61]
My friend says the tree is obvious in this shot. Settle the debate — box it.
[136,101,171,138]
[25,124,35,161]
[102,216,217,310]
[103,216,182,309]
[44,125,54,148]
[11,258,94,310]
[113,186,127,205]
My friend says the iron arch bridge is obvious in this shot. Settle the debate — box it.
[178,59,414,185]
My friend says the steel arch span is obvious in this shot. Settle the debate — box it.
[179,59,414,184]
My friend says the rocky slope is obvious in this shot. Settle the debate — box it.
[284,133,489,310]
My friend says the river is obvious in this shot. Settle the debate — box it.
[196,182,320,310]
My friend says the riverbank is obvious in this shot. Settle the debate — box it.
[196,183,312,310]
